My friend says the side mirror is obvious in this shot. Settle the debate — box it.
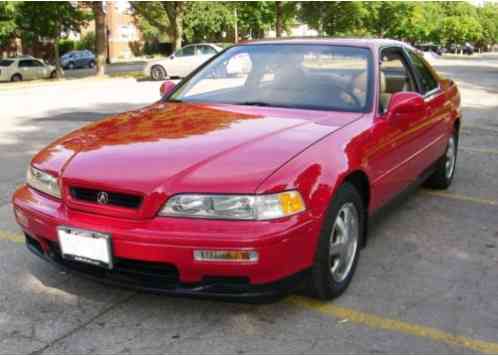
[159,80,176,97]
[386,92,425,119]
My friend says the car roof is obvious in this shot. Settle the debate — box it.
[239,37,414,50]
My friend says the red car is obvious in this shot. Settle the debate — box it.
[13,39,460,300]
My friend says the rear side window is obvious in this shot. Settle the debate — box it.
[406,50,438,94]
[176,46,195,57]
[197,45,217,55]
[0,60,13,67]
[19,60,32,67]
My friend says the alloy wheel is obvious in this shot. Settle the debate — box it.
[329,202,359,283]
[445,136,456,179]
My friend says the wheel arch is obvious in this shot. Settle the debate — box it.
[339,169,371,247]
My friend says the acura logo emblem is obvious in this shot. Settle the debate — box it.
[97,191,109,204]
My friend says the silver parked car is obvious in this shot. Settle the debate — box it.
[144,43,223,81]
[0,57,56,82]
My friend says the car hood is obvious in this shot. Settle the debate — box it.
[33,102,362,203]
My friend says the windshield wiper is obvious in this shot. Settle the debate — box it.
[233,101,272,107]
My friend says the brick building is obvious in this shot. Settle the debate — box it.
[105,1,143,61]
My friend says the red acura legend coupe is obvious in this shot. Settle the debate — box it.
[13,39,460,300]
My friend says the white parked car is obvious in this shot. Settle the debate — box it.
[144,43,223,81]
[0,57,56,82]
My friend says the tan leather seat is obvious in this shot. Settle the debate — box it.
[353,71,368,106]
[380,72,392,112]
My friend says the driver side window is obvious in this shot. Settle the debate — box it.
[379,47,417,113]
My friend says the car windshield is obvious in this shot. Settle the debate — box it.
[169,44,373,112]
[0,60,14,67]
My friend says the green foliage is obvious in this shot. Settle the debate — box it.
[58,38,75,55]
[129,1,498,52]
[0,2,18,46]
[299,2,367,36]
[15,2,91,40]
[76,31,96,52]
[184,2,235,42]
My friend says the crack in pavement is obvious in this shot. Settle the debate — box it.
[29,292,138,355]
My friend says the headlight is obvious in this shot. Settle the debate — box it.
[26,166,61,199]
[159,191,305,220]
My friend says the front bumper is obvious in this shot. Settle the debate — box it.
[13,185,319,298]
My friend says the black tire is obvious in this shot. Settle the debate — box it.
[151,65,167,81]
[67,62,75,70]
[309,182,365,300]
[88,60,96,69]
[11,74,22,82]
[424,130,458,190]
[50,70,57,79]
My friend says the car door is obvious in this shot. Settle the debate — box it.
[367,46,428,209]
[31,60,47,79]
[196,45,218,64]
[172,45,197,77]
[404,49,450,174]
[18,60,35,80]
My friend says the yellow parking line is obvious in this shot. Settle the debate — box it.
[422,190,498,206]
[0,229,24,243]
[460,146,498,155]
[288,296,498,354]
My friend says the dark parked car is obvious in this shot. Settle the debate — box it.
[415,43,444,56]
[61,50,96,70]
[462,43,475,55]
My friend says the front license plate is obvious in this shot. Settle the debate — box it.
[57,226,113,269]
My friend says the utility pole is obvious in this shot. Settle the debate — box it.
[234,7,238,43]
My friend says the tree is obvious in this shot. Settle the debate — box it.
[275,2,283,38]
[183,2,235,43]
[236,2,275,39]
[299,2,366,36]
[15,2,90,78]
[130,1,186,52]
[92,2,106,76]
[0,2,17,47]
[439,15,482,47]
[362,2,414,38]
[477,3,498,48]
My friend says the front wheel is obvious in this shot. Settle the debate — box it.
[50,70,57,79]
[88,60,96,69]
[424,131,458,189]
[309,183,365,300]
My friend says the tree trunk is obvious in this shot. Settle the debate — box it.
[164,2,185,52]
[93,2,106,76]
[173,2,184,51]
[275,1,284,38]
[53,38,63,79]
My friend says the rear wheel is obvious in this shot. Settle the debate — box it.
[151,65,167,81]
[424,130,458,189]
[67,62,75,70]
[88,60,96,69]
[11,74,22,82]
[50,70,57,79]
[309,183,365,300]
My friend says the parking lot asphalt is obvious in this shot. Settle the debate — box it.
[0,55,497,354]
